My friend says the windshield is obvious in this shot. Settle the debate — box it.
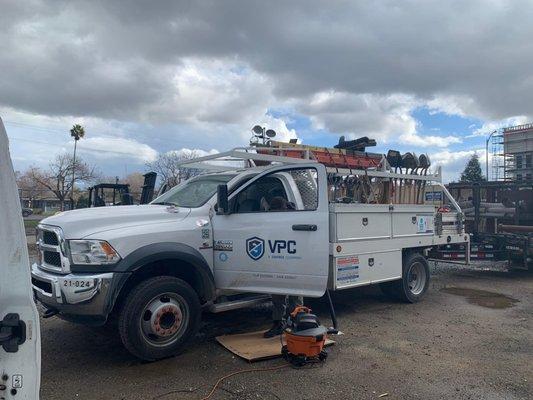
[151,174,235,208]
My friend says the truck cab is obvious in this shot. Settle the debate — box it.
[31,145,468,361]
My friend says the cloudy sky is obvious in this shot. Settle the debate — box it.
[2,0,532,182]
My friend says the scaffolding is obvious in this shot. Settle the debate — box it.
[490,130,505,181]
[502,123,533,182]
[490,123,533,182]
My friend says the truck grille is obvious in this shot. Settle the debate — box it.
[37,225,69,273]
[43,251,61,267]
[43,230,59,245]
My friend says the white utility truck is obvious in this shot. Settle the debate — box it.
[31,138,468,360]
[1,119,41,399]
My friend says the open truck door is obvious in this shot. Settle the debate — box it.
[213,163,329,297]
[0,118,41,399]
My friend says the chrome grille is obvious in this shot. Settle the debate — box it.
[43,251,61,267]
[36,225,70,274]
[43,230,59,245]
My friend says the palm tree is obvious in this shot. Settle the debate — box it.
[69,124,85,209]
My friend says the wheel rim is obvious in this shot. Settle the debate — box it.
[140,292,189,347]
[407,261,426,295]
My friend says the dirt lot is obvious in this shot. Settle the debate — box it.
[37,262,532,400]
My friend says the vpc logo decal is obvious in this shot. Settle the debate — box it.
[246,237,265,260]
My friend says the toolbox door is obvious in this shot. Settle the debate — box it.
[0,119,41,399]
[212,164,329,297]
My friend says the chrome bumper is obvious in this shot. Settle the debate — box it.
[31,263,117,316]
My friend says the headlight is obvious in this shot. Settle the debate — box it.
[68,240,121,265]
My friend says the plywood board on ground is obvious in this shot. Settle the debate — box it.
[216,330,334,362]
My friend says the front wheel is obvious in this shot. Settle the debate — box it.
[118,276,201,361]
[379,252,430,303]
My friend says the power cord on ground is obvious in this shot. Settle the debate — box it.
[200,364,290,400]
[152,364,290,400]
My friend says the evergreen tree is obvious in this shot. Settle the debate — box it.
[460,154,485,182]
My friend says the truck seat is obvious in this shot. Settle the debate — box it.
[237,198,259,212]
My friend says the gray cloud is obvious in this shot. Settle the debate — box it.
[1,0,533,139]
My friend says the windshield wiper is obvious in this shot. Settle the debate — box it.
[151,201,178,206]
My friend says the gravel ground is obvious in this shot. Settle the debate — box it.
[37,260,532,400]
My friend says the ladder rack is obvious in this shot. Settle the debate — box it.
[175,144,459,210]
[176,145,442,182]
[177,143,461,212]
[254,140,384,170]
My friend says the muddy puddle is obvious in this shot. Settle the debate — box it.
[440,287,519,309]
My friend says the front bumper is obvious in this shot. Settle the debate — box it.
[31,263,125,318]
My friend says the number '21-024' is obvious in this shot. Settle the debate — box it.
[64,280,90,288]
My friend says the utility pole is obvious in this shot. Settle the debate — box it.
[485,130,497,181]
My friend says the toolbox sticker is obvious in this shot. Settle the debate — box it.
[12,375,22,389]
[425,191,443,201]
[336,256,359,285]
[214,240,233,251]
[416,215,434,234]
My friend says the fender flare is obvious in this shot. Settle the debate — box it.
[115,242,216,302]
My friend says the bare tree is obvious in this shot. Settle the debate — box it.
[29,154,98,210]
[123,172,145,203]
[93,175,120,185]
[17,170,53,208]
[147,150,201,188]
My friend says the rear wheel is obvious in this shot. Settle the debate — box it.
[118,276,201,361]
[379,252,430,303]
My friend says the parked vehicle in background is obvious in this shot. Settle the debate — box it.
[87,172,157,207]
[22,207,33,217]
[87,183,133,207]
[0,118,41,398]
[31,138,468,361]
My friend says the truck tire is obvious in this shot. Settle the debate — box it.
[379,252,430,303]
[118,276,201,361]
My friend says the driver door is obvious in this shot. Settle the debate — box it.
[0,119,41,399]
[212,164,329,297]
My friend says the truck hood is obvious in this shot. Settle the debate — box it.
[41,205,191,239]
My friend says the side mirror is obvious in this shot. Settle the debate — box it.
[217,184,230,215]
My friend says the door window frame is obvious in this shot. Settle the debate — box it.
[227,164,321,214]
